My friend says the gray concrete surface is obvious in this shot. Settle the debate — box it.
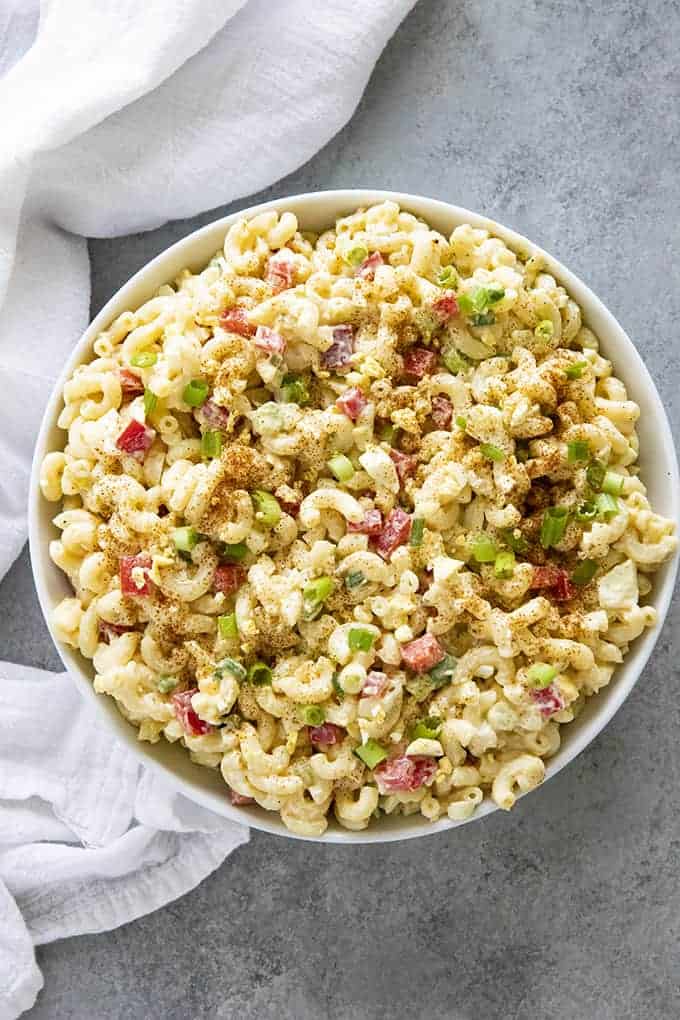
[3,0,679,1016]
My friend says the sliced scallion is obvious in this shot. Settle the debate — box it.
[130,351,157,368]
[471,534,498,563]
[479,442,505,462]
[429,653,457,689]
[348,627,375,653]
[534,320,554,340]
[455,415,467,430]
[343,244,368,267]
[572,559,598,585]
[172,526,199,553]
[602,470,625,496]
[494,550,515,579]
[410,517,425,547]
[143,388,158,416]
[157,675,179,694]
[251,490,281,527]
[215,657,247,681]
[201,429,222,460]
[300,705,326,726]
[595,492,620,519]
[540,506,569,549]
[183,379,209,407]
[302,576,334,620]
[218,613,239,639]
[411,716,442,741]
[437,266,457,287]
[565,360,587,379]
[442,348,469,375]
[567,440,590,463]
[344,571,366,590]
[586,460,606,490]
[327,454,354,483]
[248,662,272,686]
[502,528,528,554]
[526,663,558,688]
[219,542,247,561]
[354,739,388,769]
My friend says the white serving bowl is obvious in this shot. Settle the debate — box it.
[29,190,679,843]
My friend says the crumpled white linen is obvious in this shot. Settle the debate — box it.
[0,664,250,1019]
[0,0,417,1015]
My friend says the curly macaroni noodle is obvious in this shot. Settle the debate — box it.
[41,202,677,835]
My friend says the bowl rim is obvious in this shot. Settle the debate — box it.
[28,188,680,844]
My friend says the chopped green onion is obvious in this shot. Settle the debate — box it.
[344,571,366,590]
[332,673,345,701]
[479,443,505,462]
[215,657,247,681]
[218,613,239,639]
[412,716,442,741]
[502,528,528,554]
[280,374,310,405]
[429,653,457,689]
[534,319,554,340]
[157,675,179,694]
[471,311,495,327]
[442,348,470,375]
[540,506,569,549]
[348,627,375,652]
[378,423,398,445]
[437,266,457,287]
[219,542,248,561]
[567,440,590,463]
[354,739,388,769]
[172,526,199,552]
[526,663,558,688]
[575,501,597,523]
[565,360,587,379]
[586,460,606,490]
[182,379,209,407]
[130,351,157,368]
[471,534,498,563]
[143,388,158,416]
[595,492,620,519]
[494,550,515,579]
[572,559,598,585]
[201,429,223,460]
[343,244,368,267]
[302,576,334,620]
[458,285,504,317]
[455,415,467,430]
[410,517,425,547]
[300,705,326,726]
[602,470,625,496]
[327,454,355,483]
[248,662,272,686]
[251,490,281,527]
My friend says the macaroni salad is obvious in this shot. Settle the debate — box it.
[41,201,677,835]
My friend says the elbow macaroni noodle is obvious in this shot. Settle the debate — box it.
[40,202,677,835]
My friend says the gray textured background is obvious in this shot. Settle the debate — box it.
[4,0,680,1017]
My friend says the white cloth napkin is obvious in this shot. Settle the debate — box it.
[0,663,250,1019]
[0,0,417,1016]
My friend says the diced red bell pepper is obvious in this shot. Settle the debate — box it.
[308,723,345,748]
[195,398,230,430]
[389,448,417,484]
[357,251,384,280]
[530,565,576,602]
[431,394,453,429]
[348,509,384,536]
[373,508,412,560]
[401,633,445,673]
[254,325,286,354]
[336,387,368,421]
[403,347,438,381]
[120,554,153,597]
[172,689,213,736]
[530,684,565,717]
[119,368,145,396]
[432,291,459,320]
[362,671,389,697]
[265,253,295,293]
[220,306,256,337]
[320,325,354,372]
[374,755,438,793]
[116,419,155,459]
[213,563,246,594]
